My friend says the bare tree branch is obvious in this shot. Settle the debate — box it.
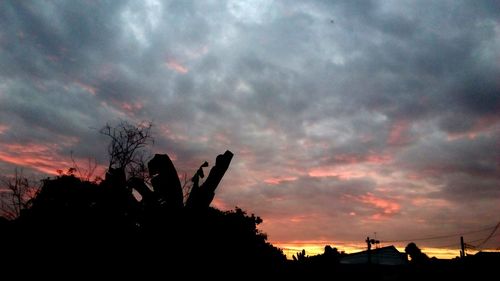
[100,120,154,179]
[0,169,39,220]
[69,151,101,183]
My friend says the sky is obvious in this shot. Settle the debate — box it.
[1,0,499,258]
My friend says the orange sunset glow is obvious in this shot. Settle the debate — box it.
[275,241,467,260]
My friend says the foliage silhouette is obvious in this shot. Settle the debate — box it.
[293,249,307,261]
[2,150,285,277]
[405,242,430,264]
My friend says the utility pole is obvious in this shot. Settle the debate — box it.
[460,236,465,258]
[366,236,372,264]
[366,236,380,264]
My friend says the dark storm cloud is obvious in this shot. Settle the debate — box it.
[398,131,500,203]
[309,0,500,128]
[398,132,499,179]
[0,1,125,79]
[1,0,499,249]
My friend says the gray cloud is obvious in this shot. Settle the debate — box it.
[1,0,499,250]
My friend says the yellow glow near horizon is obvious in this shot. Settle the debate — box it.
[273,241,491,260]
[273,241,365,259]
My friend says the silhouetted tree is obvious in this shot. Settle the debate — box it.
[293,249,307,261]
[184,161,208,204]
[323,245,342,261]
[100,120,153,179]
[405,242,430,264]
[186,150,233,209]
[2,142,287,276]
[4,173,285,275]
[68,152,102,183]
[0,169,39,219]
[148,153,184,210]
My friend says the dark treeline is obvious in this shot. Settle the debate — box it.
[1,150,287,278]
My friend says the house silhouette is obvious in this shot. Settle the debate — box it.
[340,245,408,265]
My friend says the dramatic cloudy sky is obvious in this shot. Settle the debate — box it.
[1,1,499,256]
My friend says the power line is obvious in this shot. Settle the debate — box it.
[467,233,500,245]
[468,222,500,250]
[434,235,497,249]
[276,222,500,254]
[380,224,498,243]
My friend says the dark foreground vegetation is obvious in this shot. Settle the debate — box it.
[1,154,286,278]
[2,164,497,280]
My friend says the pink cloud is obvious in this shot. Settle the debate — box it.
[344,192,401,220]
[366,153,393,164]
[333,154,362,165]
[388,120,412,145]
[158,124,189,142]
[308,163,385,180]
[0,143,72,175]
[0,140,106,177]
[359,193,400,218]
[411,197,451,208]
[447,114,500,140]
[0,124,8,134]
[308,166,362,179]
[333,152,393,165]
[120,101,144,113]
[289,215,308,223]
[213,133,231,146]
[308,151,393,180]
[74,80,98,96]
[264,176,298,185]
[99,99,145,117]
[166,59,188,74]
[211,197,232,210]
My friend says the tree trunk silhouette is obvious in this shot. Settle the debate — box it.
[148,154,184,210]
[186,150,233,209]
